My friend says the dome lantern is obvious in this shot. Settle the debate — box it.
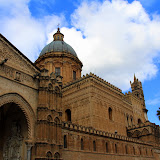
[53,27,64,41]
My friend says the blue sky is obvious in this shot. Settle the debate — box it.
[1,0,160,125]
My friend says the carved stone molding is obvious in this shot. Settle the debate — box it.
[0,93,36,140]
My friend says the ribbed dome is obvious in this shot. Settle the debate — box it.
[39,40,77,57]
[39,28,77,57]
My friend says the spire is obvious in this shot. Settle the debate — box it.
[53,25,64,41]
[134,73,136,81]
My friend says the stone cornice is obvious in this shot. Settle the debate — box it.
[35,52,83,67]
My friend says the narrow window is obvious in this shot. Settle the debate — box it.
[115,144,117,153]
[151,149,153,156]
[81,138,84,150]
[65,109,71,121]
[64,135,67,148]
[133,147,135,155]
[127,116,129,126]
[125,145,128,154]
[139,147,141,155]
[55,67,61,76]
[106,142,108,152]
[109,107,112,120]
[73,71,76,80]
[138,118,142,124]
[131,117,133,126]
[93,141,96,151]
[146,148,148,155]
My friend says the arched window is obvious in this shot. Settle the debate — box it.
[65,109,71,121]
[138,118,142,124]
[125,145,128,154]
[81,138,84,150]
[64,135,67,148]
[46,151,52,159]
[115,144,118,153]
[47,115,53,122]
[106,142,108,152]
[54,152,60,159]
[93,140,96,151]
[108,107,112,120]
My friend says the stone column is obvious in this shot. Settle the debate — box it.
[26,143,33,160]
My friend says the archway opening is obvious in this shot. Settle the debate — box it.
[0,102,29,159]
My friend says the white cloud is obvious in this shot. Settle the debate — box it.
[1,0,160,91]
[0,0,65,61]
[60,0,160,91]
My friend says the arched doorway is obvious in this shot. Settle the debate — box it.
[0,102,29,159]
[0,93,36,160]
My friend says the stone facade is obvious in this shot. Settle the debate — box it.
[0,29,160,160]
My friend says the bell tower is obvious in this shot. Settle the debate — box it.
[130,74,144,101]
[34,69,63,160]
[130,74,148,121]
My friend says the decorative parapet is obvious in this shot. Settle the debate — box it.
[63,72,122,94]
[127,121,160,131]
[127,121,160,142]
[62,121,154,146]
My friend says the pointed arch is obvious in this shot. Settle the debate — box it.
[46,151,52,158]
[54,152,60,159]
[141,128,149,135]
[132,130,141,138]
[47,115,53,122]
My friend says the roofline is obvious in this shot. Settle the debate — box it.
[0,33,40,72]
[63,73,122,95]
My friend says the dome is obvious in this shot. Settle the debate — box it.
[39,28,77,57]
[40,41,77,57]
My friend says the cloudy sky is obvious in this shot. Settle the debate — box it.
[0,0,160,125]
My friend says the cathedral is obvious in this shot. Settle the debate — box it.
[0,28,160,160]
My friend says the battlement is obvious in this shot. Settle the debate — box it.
[62,121,156,146]
[63,72,122,94]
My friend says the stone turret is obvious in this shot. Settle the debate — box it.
[130,74,148,121]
